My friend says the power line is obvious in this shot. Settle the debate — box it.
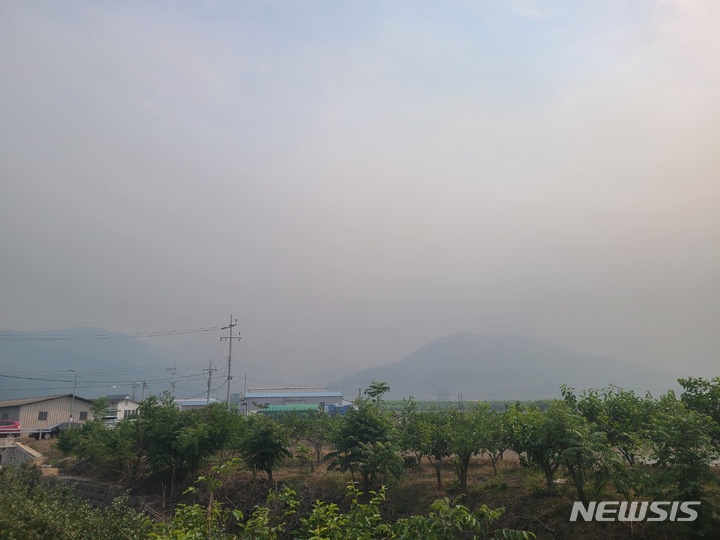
[0,372,205,385]
[0,327,221,341]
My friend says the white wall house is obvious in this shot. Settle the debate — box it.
[0,394,94,433]
[104,394,140,419]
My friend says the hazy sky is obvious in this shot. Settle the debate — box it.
[2,1,718,397]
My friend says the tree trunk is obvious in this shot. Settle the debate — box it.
[542,465,556,494]
[490,454,498,477]
[362,471,370,492]
[455,454,471,493]
[567,466,588,505]
[426,456,443,489]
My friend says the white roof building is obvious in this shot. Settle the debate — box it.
[240,387,343,413]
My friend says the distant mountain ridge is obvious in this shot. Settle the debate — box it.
[332,332,683,401]
[0,328,181,400]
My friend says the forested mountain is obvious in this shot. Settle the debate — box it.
[333,332,682,401]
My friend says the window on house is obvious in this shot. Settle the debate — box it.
[79,411,88,421]
[38,411,48,421]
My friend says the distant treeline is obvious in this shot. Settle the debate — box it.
[380,399,553,412]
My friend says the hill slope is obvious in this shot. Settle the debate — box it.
[332,332,682,401]
[0,328,182,400]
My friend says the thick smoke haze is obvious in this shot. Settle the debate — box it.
[1,1,718,398]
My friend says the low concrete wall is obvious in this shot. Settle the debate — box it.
[0,441,47,467]
[41,475,152,509]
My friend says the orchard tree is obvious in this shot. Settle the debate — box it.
[553,405,613,505]
[175,403,243,474]
[679,376,720,441]
[282,409,334,465]
[327,385,403,491]
[417,410,454,489]
[563,385,652,466]
[506,403,562,495]
[447,406,487,493]
[648,391,720,501]
[134,393,183,476]
[397,397,424,468]
[239,414,291,484]
[479,410,510,477]
[509,400,614,502]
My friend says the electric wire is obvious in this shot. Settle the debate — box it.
[0,327,221,341]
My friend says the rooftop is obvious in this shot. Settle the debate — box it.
[0,394,93,408]
[244,390,342,399]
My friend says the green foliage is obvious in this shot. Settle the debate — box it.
[281,409,335,464]
[299,483,389,539]
[59,395,244,480]
[477,410,511,477]
[415,410,454,489]
[294,443,315,473]
[233,487,298,540]
[300,482,535,540]
[508,399,616,502]
[26,380,720,538]
[678,376,720,439]
[0,464,151,539]
[506,402,563,494]
[562,384,653,466]
[0,461,538,540]
[326,396,404,491]
[648,392,720,501]
[56,423,83,454]
[238,414,291,484]
[397,397,422,467]
[91,396,111,418]
[447,405,489,493]
[380,399,554,413]
[364,381,391,403]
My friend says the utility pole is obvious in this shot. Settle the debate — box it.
[203,361,217,405]
[141,381,148,402]
[220,315,240,408]
[167,365,177,397]
[68,370,77,426]
[244,373,248,415]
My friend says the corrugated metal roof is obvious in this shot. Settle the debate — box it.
[105,394,134,402]
[0,394,93,408]
[176,398,219,405]
[248,387,329,394]
[244,391,342,399]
